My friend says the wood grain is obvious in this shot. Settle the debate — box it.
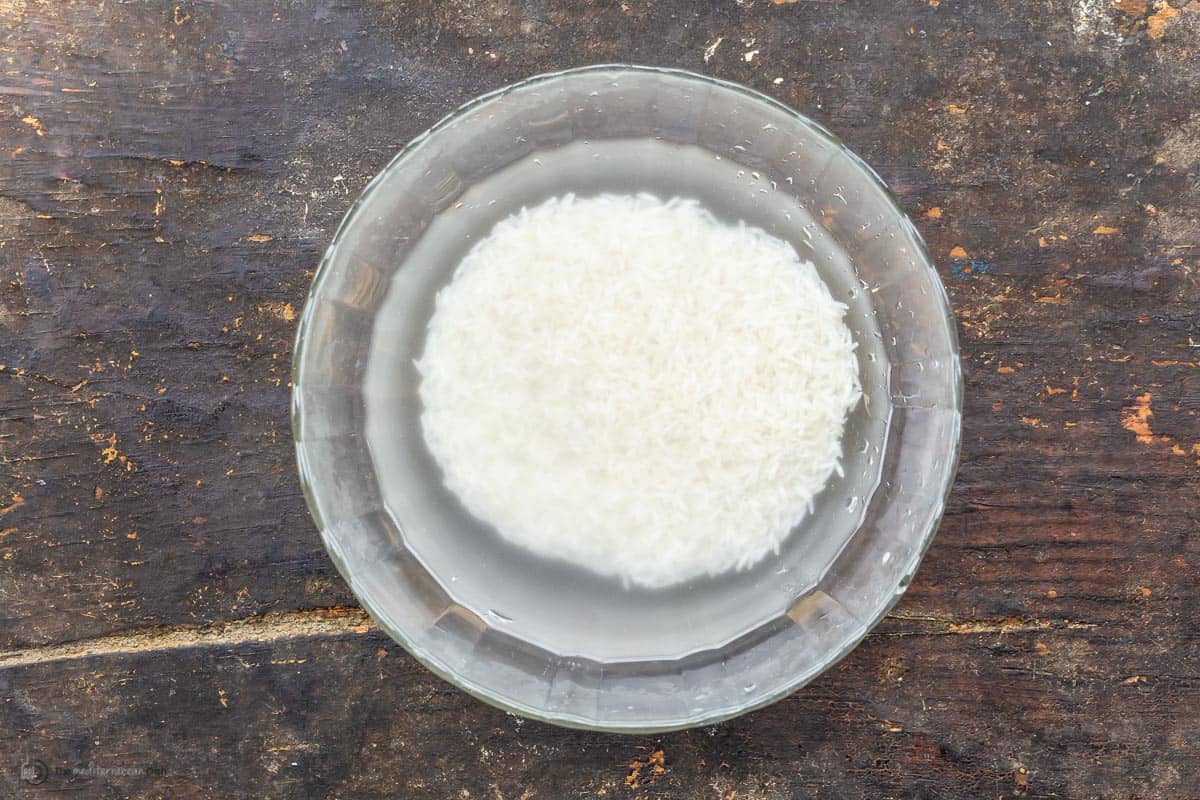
[1,0,1198,797]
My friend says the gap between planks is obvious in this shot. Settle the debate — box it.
[0,606,375,670]
[881,612,1097,637]
[0,606,1098,671]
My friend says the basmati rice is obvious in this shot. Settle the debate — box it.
[416,193,861,588]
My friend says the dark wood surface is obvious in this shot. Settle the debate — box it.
[1,1,1198,797]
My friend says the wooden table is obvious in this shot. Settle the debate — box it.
[2,1,1198,797]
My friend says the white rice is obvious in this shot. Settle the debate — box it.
[416,193,861,588]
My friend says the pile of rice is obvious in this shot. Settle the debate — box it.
[417,193,861,588]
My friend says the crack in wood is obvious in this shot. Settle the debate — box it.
[0,606,375,670]
[0,607,1101,671]
[881,612,1098,636]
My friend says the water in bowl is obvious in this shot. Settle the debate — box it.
[363,138,889,662]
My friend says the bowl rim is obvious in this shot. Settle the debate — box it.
[292,63,963,733]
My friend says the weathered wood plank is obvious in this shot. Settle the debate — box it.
[0,0,1198,796]
[0,0,1193,645]
[1,619,1196,798]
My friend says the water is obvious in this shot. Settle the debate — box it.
[363,138,890,661]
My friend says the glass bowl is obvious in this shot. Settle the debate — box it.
[292,65,961,732]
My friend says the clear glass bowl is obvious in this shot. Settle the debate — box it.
[292,65,961,732]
